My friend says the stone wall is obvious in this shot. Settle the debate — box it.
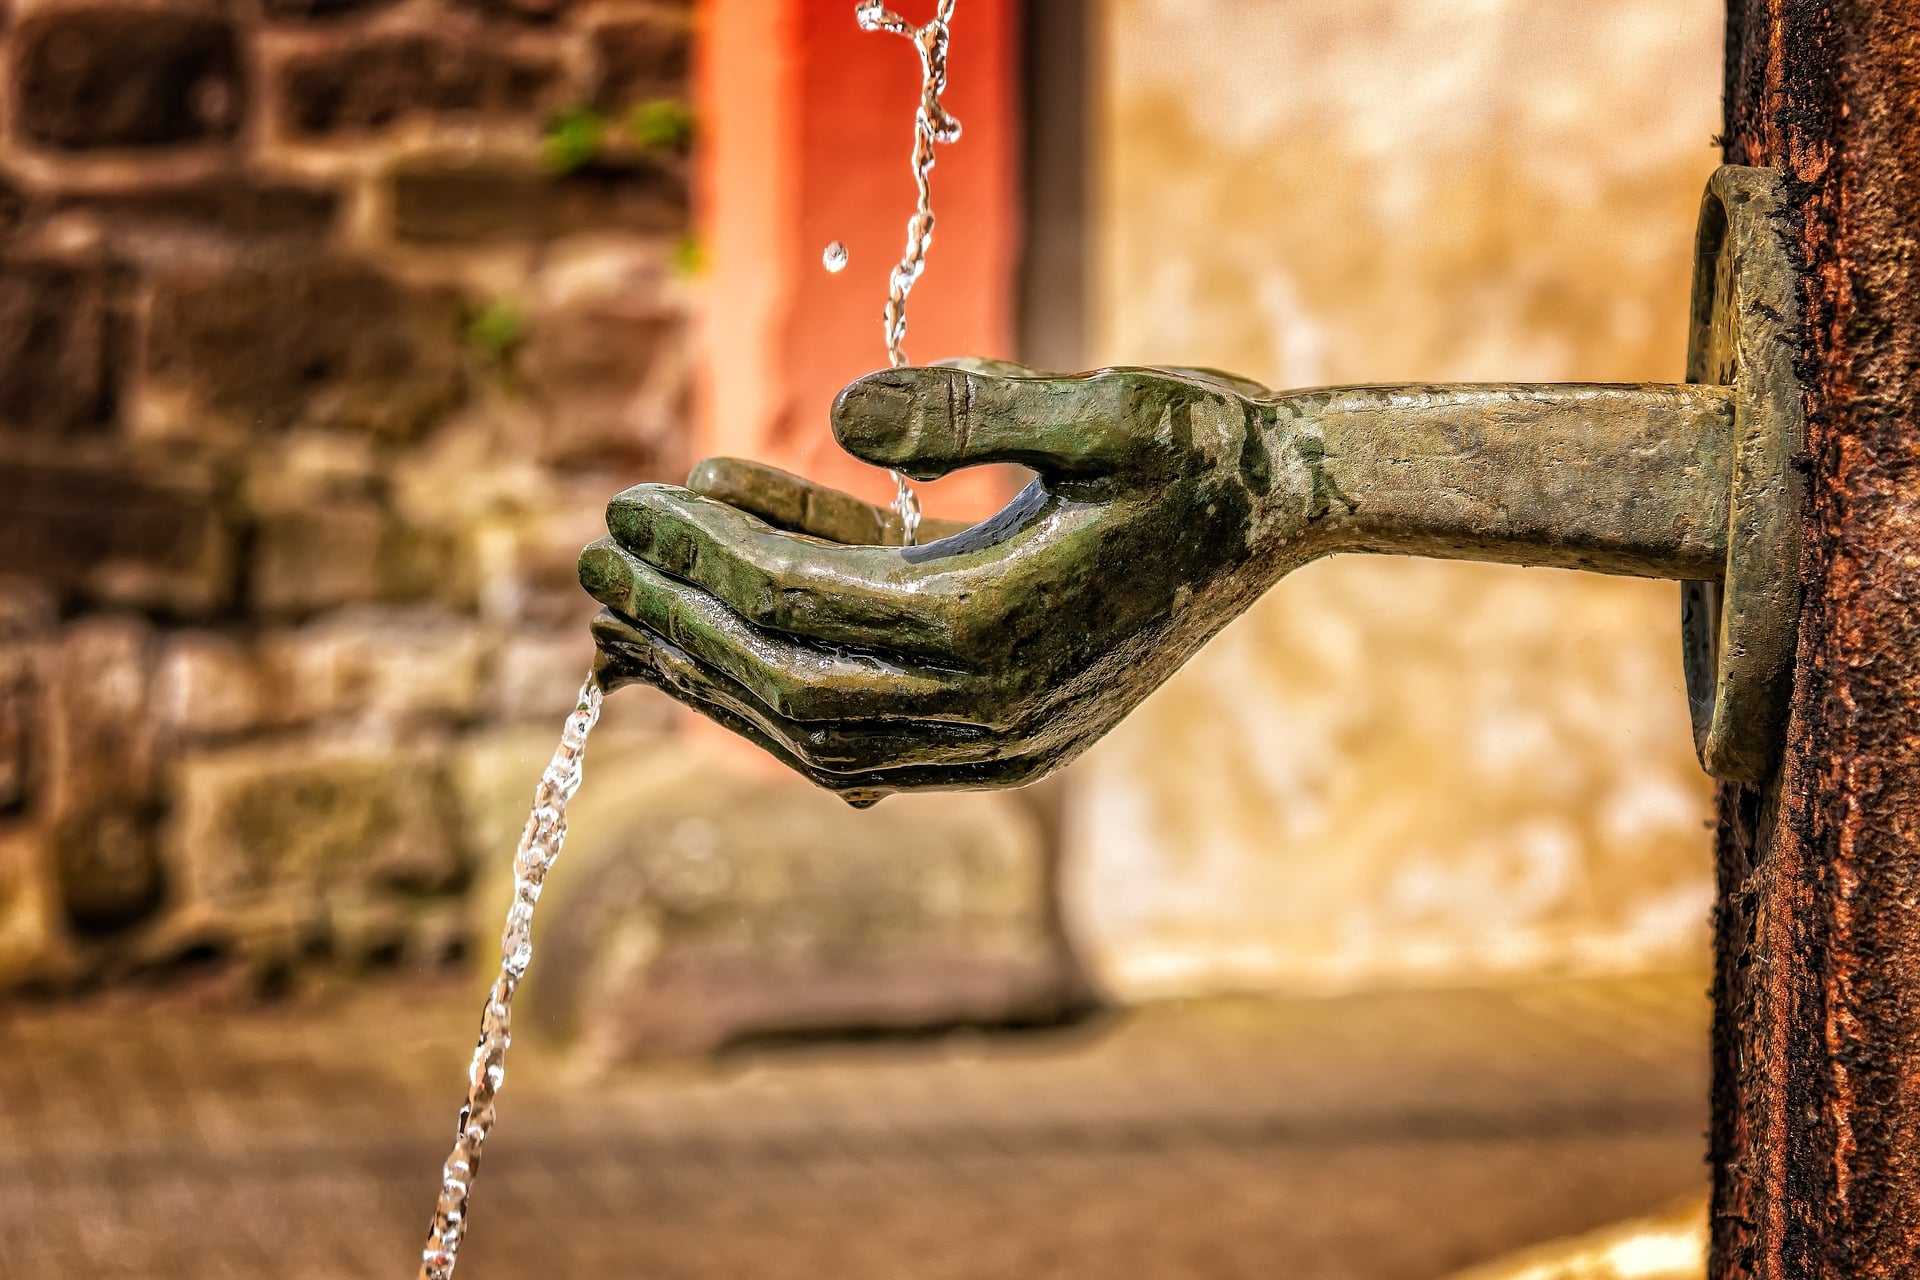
[1068,0,1727,998]
[0,0,697,988]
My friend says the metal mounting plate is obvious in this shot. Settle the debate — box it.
[1681,166,1807,783]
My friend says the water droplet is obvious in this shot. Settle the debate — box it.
[822,240,849,273]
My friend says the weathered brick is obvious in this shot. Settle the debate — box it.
[171,741,469,913]
[14,10,244,150]
[52,802,162,932]
[262,0,404,21]
[592,13,693,109]
[0,459,232,614]
[53,177,339,252]
[0,824,61,981]
[41,618,156,811]
[154,632,264,740]
[41,618,166,933]
[0,173,29,240]
[521,300,689,468]
[389,156,687,245]
[0,579,57,642]
[491,629,597,721]
[250,503,467,616]
[256,609,486,725]
[0,644,33,814]
[276,30,566,137]
[145,262,465,439]
[0,257,125,438]
[483,500,617,628]
[448,0,571,25]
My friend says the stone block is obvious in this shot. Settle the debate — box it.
[521,300,689,469]
[389,155,687,245]
[52,177,340,257]
[276,30,567,137]
[0,458,233,614]
[0,824,62,983]
[0,173,30,240]
[52,802,162,933]
[40,618,167,934]
[448,0,571,25]
[170,740,469,917]
[0,256,125,439]
[592,12,693,110]
[490,629,599,722]
[325,893,412,968]
[250,503,467,617]
[467,739,1077,1061]
[479,497,617,628]
[40,617,157,816]
[0,579,57,642]
[0,642,35,814]
[14,9,244,150]
[256,608,486,726]
[262,0,403,20]
[145,261,465,439]
[153,631,264,740]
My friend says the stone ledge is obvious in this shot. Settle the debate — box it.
[464,735,1082,1062]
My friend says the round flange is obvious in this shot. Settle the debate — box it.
[1681,166,1807,784]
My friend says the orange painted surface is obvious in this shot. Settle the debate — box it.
[695,0,1021,521]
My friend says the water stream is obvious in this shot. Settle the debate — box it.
[416,676,602,1280]
[852,0,962,546]
[411,6,960,1273]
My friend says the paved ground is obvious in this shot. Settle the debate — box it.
[0,971,1710,1280]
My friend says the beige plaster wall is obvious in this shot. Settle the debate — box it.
[1067,0,1726,998]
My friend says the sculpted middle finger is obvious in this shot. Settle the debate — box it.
[608,484,982,658]
[580,538,997,726]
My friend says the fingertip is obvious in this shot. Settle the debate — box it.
[577,537,632,607]
[607,481,694,548]
[685,456,736,494]
[830,367,931,469]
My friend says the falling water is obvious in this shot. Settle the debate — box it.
[416,675,603,1280]
[413,10,963,1273]
[850,0,962,546]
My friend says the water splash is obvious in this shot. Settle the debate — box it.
[417,675,604,1280]
[853,0,961,546]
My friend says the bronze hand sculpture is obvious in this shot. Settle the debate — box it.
[579,168,1804,802]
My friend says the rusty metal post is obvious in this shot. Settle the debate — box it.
[1712,3,1920,1277]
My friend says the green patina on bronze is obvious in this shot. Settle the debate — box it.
[580,167,1804,802]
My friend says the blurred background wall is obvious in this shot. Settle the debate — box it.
[0,0,1729,1047]
[1065,0,1726,999]
[0,0,699,984]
